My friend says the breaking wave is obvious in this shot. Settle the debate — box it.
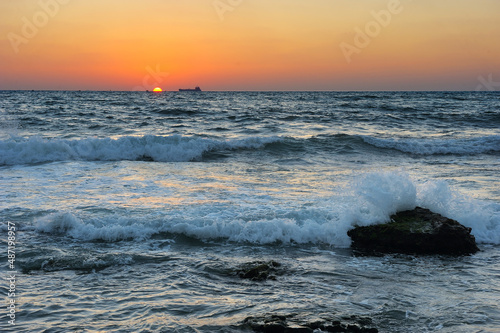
[2,133,497,166]
[32,172,500,246]
[0,135,282,165]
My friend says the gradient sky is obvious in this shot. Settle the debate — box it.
[1,0,499,91]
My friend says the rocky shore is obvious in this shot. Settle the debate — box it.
[232,207,480,332]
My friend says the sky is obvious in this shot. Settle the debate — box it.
[1,0,499,91]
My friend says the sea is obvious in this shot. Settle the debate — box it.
[1,91,499,332]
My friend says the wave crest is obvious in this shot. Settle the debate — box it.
[362,135,500,155]
[32,172,500,246]
[0,135,282,165]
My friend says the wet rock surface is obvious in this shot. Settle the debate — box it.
[348,207,479,255]
[236,261,282,281]
[240,313,378,333]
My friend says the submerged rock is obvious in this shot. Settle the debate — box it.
[241,313,378,333]
[347,207,479,255]
[236,261,281,281]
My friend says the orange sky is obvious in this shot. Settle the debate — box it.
[1,0,499,91]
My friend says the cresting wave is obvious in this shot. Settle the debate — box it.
[285,134,500,156]
[32,172,500,246]
[361,135,500,155]
[0,135,282,165]
[3,133,497,165]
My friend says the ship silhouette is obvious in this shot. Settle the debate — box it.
[179,86,202,92]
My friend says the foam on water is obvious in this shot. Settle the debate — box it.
[0,135,282,165]
[32,171,500,246]
[35,212,157,241]
[2,132,499,167]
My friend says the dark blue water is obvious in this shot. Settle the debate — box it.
[1,91,499,332]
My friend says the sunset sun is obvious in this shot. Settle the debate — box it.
[153,87,162,92]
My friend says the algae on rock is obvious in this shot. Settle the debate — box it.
[347,207,479,255]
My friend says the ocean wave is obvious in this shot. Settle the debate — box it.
[273,134,500,157]
[3,133,496,165]
[361,135,500,155]
[32,172,500,246]
[0,135,282,165]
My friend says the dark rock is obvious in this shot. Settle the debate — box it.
[236,261,281,281]
[243,315,302,333]
[241,314,378,333]
[347,207,479,255]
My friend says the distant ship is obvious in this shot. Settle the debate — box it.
[179,86,202,92]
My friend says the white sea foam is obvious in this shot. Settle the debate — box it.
[33,171,500,246]
[418,180,500,244]
[35,212,157,242]
[351,171,417,224]
[0,135,281,165]
[362,135,500,155]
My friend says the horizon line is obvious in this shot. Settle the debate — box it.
[0,89,496,93]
